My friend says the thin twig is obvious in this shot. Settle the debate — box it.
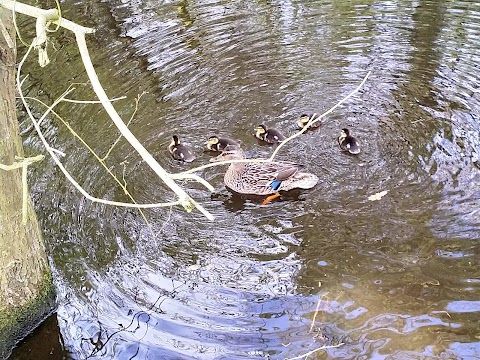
[101,92,144,161]
[0,155,44,171]
[309,291,328,333]
[0,155,44,224]
[285,343,344,360]
[23,96,153,228]
[1,155,45,224]
[269,71,371,161]
[62,95,126,104]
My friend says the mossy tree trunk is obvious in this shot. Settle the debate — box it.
[0,8,55,359]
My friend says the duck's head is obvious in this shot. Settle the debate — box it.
[210,145,244,162]
[255,124,267,138]
[298,114,310,128]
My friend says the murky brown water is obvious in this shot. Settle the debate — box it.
[11,0,480,359]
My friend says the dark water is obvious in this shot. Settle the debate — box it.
[13,0,480,358]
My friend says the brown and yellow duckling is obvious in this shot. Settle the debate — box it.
[206,135,239,152]
[338,128,360,155]
[168,135,196,162]
[254,124,285,144]
[298,113,321,130]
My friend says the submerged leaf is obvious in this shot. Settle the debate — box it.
[368,190,389,201]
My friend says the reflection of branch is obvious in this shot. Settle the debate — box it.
[84,311,149,359]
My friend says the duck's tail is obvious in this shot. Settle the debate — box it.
[348,143,361,154]
[288,173,319,190]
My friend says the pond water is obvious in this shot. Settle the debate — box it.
[12,0,480,359]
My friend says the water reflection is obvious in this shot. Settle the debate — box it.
[16,0,480,358]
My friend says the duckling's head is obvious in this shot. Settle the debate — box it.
[255,124,267,136]
[207,135,220,145]
[171,135,180,145]
[340,128,350,136]
[298,114,310,128]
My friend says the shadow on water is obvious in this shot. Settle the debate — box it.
[12,0,480,359]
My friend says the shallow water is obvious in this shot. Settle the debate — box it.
[14,0,480,358]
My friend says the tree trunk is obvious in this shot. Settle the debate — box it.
[0,8,55,359]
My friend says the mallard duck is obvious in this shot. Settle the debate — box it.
[298,113,321,129]
[206,135,239,152]
[168,135,196,162]
[338,128,360,154]
[211,147,318,204]
[254,124,285,144]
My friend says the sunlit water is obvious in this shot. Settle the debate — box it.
[14,0,480,358]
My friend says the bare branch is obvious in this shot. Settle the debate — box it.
[3,0,214,219]
[15,40,182,210]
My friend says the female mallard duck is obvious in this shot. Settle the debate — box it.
[298,113,321,129]
[168,135,196,162]
[211,146,318,204]
[338,128,360,154]
[254,124,285,144]
[206,135,239,152]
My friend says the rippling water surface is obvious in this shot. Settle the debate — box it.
[13,0,480,359]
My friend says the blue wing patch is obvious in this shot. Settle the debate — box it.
[270,181,282,190]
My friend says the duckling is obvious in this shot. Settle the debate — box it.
[254,124,285,144]
[206,135,239,152]
[168,135,196,162]
[298,113,321,129]
[338,128,360,155]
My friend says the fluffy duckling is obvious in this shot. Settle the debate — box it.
[338,128,360,155]
[168,135,196,162]
[298,113,321,130]
[206,135,239,152]
[254,124,285,144]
